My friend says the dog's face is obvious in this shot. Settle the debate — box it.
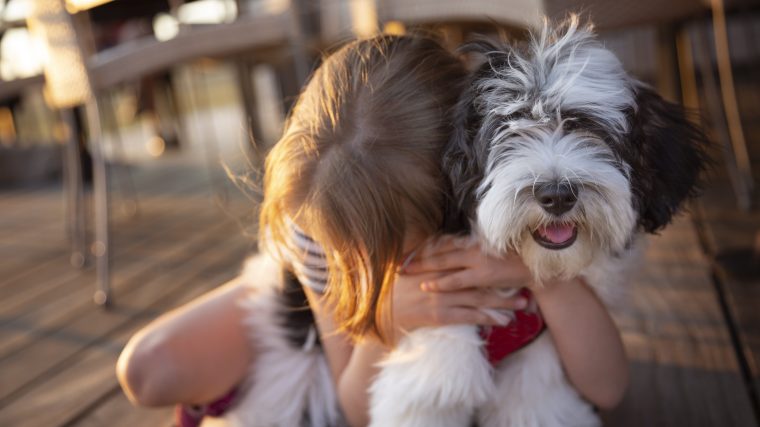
[445,17,709,281]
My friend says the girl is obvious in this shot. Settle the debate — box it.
[117,34,628,426]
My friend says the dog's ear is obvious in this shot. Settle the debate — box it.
[443,39,515,230]
[443,46,500,230]
[442,72,482,232]
[626,84,711,233]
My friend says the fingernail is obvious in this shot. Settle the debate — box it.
[494,314,510,326]
[515,298,528,310]
[421,282,436,292]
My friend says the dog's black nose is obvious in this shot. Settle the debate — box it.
[535,183,578,216]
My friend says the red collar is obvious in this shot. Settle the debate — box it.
[479,288,546,366]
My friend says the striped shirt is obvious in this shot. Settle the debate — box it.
[285,222,329,294]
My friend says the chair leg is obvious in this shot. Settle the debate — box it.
[85,97,112,307]
[62,108,87,268]
[693,22,753,211]
[710,0,754,208]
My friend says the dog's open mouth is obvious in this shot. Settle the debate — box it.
[532,223,578,250]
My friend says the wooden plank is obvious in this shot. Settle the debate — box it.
[0,174,250,324]
[0,160,255,425]
[0,218,249,403]
[0,245,67,285]
[0,186,63,218]
[0,189,68,281]
[0,160,224,291]
[695,175,760,414]
[603,216,758,426]
[0,157,246,292]
[0,260,243,427]
[0,232,249,425]
[0,213,233,357]
[0,193,224,313]
[0,166,252,374]
[0,195,206,293]
[65,389,173,427]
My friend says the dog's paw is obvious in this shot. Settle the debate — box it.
[370,325,494,418]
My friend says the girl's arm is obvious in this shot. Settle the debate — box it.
[303,286,379,427]
[117,279,252,406]
[302,287,355,388]
[533,278,628,410]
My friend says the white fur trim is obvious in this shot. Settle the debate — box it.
[369,326,494,427]
[221,253,341,427]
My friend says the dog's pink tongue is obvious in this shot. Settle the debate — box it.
[538,224,575,243]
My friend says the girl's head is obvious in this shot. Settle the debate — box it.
[260,34,466,342]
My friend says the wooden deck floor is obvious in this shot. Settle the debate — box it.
[0,155,255,427]
[1,155,758,426]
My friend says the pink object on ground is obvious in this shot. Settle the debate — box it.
[175,388,238,427]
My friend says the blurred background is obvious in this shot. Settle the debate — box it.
[0,0,759,426]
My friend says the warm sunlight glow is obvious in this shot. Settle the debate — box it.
[146,136,166,157]
[383,21,406,36]
[0,28,45,80]
[350,0,378,37]
[65,0,112,13]
[3,0,31,21]
[28,0,92,108]
[153,13,180,42]
[0,107,16,144]
[178,0,237,25]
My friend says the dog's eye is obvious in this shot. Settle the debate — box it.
[564,120,582,131]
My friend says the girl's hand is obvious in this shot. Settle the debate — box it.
[402,234,534,293]
[387,269,527,346]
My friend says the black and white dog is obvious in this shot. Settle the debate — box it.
[368,16,709,427]
[221,16,708,427]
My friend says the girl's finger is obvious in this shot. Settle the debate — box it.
[422,270,482,292]
[439,289,528,311]
[422,270,526,292]
[482,294,528,310]
[404,246,478,274]
[438,307,508,327]
[438,307,492,326]
[478,308,514,325]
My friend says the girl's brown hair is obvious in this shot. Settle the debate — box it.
[260,34,466,343]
